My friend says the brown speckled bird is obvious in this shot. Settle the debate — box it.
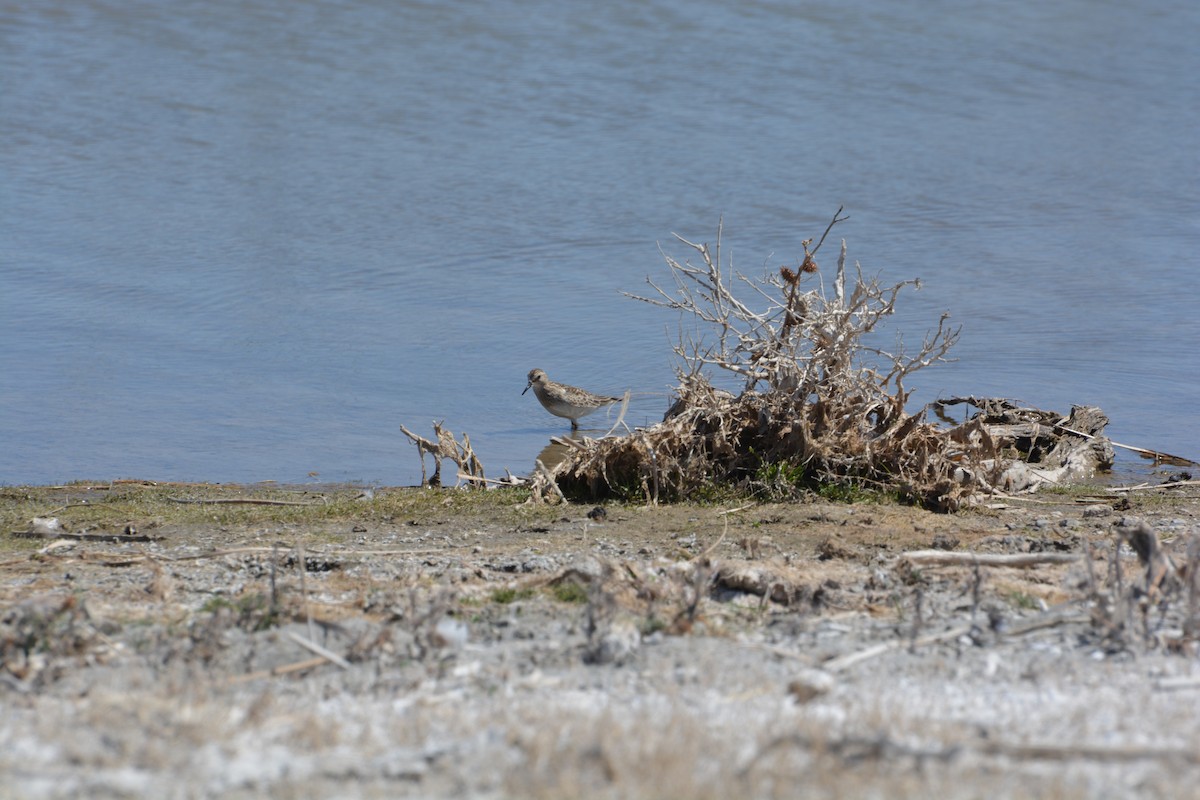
[523,369,621,429]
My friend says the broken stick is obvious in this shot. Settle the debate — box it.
[900,550,1079,568]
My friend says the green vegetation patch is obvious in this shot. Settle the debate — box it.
[550,581,588,604]
[490,587,538,605]
[0,482,546,552]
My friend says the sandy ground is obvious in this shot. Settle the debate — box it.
[2,481,1199,799]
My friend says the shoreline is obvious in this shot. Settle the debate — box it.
[4,432,1192,494]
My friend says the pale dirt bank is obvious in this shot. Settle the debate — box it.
[2,482,1199,799]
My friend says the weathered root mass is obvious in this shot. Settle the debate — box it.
[532,212,1113,510]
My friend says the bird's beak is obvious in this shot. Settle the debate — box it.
[522,381,532,395]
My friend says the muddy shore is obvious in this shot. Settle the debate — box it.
[2,480,1198,798]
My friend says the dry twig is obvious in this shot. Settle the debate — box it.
[400,421,486,488]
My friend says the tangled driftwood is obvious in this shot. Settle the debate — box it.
[932,397,1114,494]
[394,211,1124,508]
[527,212,1114,510]
[399,422,485,488]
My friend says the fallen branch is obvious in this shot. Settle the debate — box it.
[1057,424,1199,467]
[37,540,77,556]
[286,630,351,670]
[227,656,330,684]
[455,473,525,487]
[900,550,1079,568]
[823,624,973,672]
[1107,479,1200,494]
[1002,604,1090,636]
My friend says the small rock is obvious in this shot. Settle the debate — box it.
[566,555,606,580]
[788,668,836,703]
[1082,504,1112,518]
[520,555,556,573]
[867,568,891,589]
[30,517,61,535]
[931,533,960,551]
[584,616,640,666]
[431,617,469,649]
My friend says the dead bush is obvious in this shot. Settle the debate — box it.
[534,211,1110,510]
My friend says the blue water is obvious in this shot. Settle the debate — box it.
[2,0,1198,486]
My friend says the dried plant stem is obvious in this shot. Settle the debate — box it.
[287,631,350,670]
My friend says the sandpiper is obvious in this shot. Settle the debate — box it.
[523,369,621,429]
